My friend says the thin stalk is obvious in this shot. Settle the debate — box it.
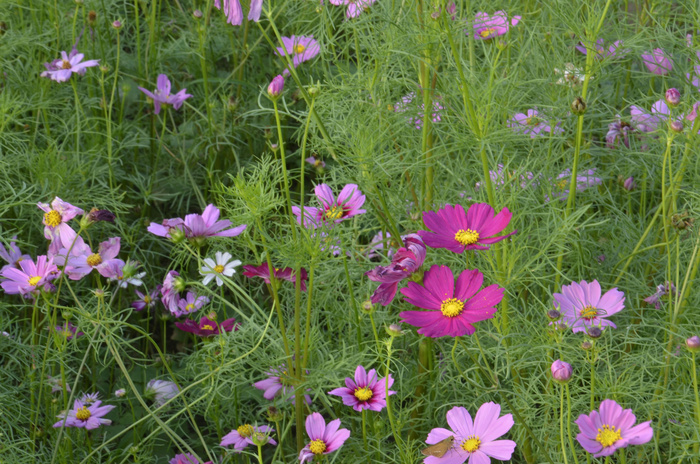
[692,353,700,459]
[566,384,580,464]
[560,386,569,464]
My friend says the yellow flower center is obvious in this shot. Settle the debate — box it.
[556,179,568,190]
[75,406,91,420]
[144,295,151,304]
[580,305,598,320]
[61,60,72,70]
[354,387,373,401]
[461,435,481,452]
[525,116,539,126]
[86,253,102,267]
[293,44,306,54]
[237,424,254,437]
[28,276,42,287]
[213,264,225,274]
[326,206,344,220]
[309,439,327,455]
[201,324,214,331]
[440,298,464,317]
[185,303,196,312]
[479,28,496,38]
[454,229,480,246]
[44,210,62,227]
[596,425,622,448]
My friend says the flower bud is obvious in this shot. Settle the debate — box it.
[361,300,373,313]
[671,120,684,133]
[686,335,700,352]
[623,176,635,191]
[547,309,561,321]
[587,327,603,339]
[665,88,681,107]
[115,388,126,398]
[308,86,319,96]
[581,341,593,351]
[88,11,97,26]
[251,431,273,446]
[496,40,508,51]
[385,324,404,337]
[267,406,283,422]
[267,74,284,99]
[193,9,203,18]
[122,260,140,279]
[571,96,587,115]
[551,360,573,383]
[112,20,123,29]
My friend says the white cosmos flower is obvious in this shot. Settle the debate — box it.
[200,251,240,286]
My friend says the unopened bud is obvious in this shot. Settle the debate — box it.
[623,176,635,191]
[308,86,319,96]
[671,120,684,133]
[88,11,97,26]
[571,97,587,115]
[547,309,561,321]
[193,9,203,18]
[587,327,603,339]
[267,75,284,99]
[361,300,374,312]
[385,324,404,337]
[686,336,700,352]
[551,360,573,383]
[665,88,681,107]
[112,20,123,29]
[581,341,593,351]
[170,228,186,244]
[267,406,283,422]
[173,276,187,293]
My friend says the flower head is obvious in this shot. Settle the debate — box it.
[37,197,84,251]
[63,237,122,280]
[174,291,210,318]
[175,316,238,337]
[138,74,192,115]
[643,281,675,309]
[0,236,31,274]
[366,234,426,306]
[132,287,161,311]
[145,379,179,407]
[328,365,396,412]
[630,99,674,133]
[55,321,84,340]
[330,0,377,18]
[148,204,246,241]
[399,265,504,338]
[292,184,366,228]
[41,49,99,82]
[606,116,634,148]
[253,366,312,405]
[576,399,653,457]
[418,203,516,253]
[53,398,115,429]
[472,11,521,40]
[422,403,516,464]
[169,453,212,464]
[214,0,262,24]
[298,413,350,463]
[1,255,59,297]
[551,360,573,383]
[200,252,241,286]
[509,109,563,138]
[305,156,326,169]
[276,35,320,69]
[242,262,308,291]
[554,280,625,333]
[642,49,673,75]
[576,39,626,59]
[221,424,276,451]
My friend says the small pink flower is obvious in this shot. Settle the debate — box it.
[298,413,350,463]
[175,316,238,337]
[1,255,59,297]
[472,11,521,40]
[330,0,377,18]
[214,0,262,24]
[292,183,366,228]
[138,74,192,115]
[148,204,246,240]
[328,365,396,412]
[242,262,308,290]
[276,36,321,69]
[63,237,122,280]
[554,280,625,333]
[41,49,99,82]
[53,398,115,430]
[253,366,312,405]
[509,109,563,138]
[0,236,31,274]
[37,197,84,251]
[221,424,276,451]
[576,399,653,457]
[576,39,627,59]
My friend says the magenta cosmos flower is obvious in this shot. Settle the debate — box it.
[399,265,504,338]
[292,183,366,228]
[0,236,30,274]
[148,204,246,240]
[472,11,521,40]
[38,197,84,251]
[366,234,426,306]
[53,398,115,429]
[419,203,515,253]
[276,35,321,68]
[328,365,395,412]
[554,280,625,333]
[214,0,263,25]
[509,109,563,138]
[298,413,350,463]
[576,39,627,59]
[642,49,673,75]
[423,403,516,464]
[1,255,59,297]
[330,0,377,18]
[576,399,653,457]
[138,74,192,115]
[253,366,312,405]
[221,424,276,451]
[242,262,308,291]
[40,48,99,83]
[175,316,238,337]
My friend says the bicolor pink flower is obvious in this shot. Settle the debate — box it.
[55,321,84,340]
[330,0,377,19]
[221,424,276,451]
[242,263,308,291]
[393,91,444,130]
[145,379,179,407]
[418,203,515,253]
[253,366,312,405]
[132,287,161,311]
[276,35,321,69]
[175,316,238,337]
[138,74,192,115]
[64,237,122,280]
[472,11,520,40]
[53,398,115,429]
[298,413,350,463]
[547,168,602,202]
[576,399,653,457]
[174,291,209,318]
[41,49,99,82]
[169,453,212,464]
[366,234,426,306]
[148,204,246,240]
[328,365,395,412]
[509,109,563,138]
[1,255,59,297]
[292,184,366,228]
[37,197,84,251]
[399,265,504,338]
[422,403,516,464]
[642,49,673,75]
[576,39,627,59]
[554,280,625,333]
[0,236,30,274]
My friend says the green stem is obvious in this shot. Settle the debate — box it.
[272,99,297,241]
[560,386,569,464]
[692,353,700,459]
[566,384,580,464]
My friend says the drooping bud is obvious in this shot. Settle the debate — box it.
[571,96,587,115]
[665,88,681,107]
[267,75,284,99]
[551,360,573,383]
[267,406,283,422]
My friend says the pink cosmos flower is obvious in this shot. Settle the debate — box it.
[276,35,321,69]
[576,39,627,59]
[62,237,122,280]
[509,109,563,138]
[642,49,673,75]
[138,74,192,115]
[37,197,84,251]
[328,365,395,412]
[366,234,426,306]
[1,255,59,297]
[418,203,516,253]
[606,116,634,148]
[253,366,312,405]
[547,168,603,202]
[292,184,366,228]
[399,265,504,338]
[305,156,326,169]
[221,424,276,451]
[53,398,115,429]
[132,287,161,311]
[422,403,516,464]
[330,0,376,18]
[146,379,179,407]
[472,11,521,40]
[174,291,210,318]
[55,321,84,340]
[242,263,308,291]
[40,48,99,82]
[169,453,212,464]
[175,316,238,337]
[298,413,350,463]
[214,0,263,24]
[0,236,30,274]
[630,99,671,133]
[47,375,71,394]
[554,280,625,333]
[148,204,246,240]
[393,91,444,130]
[643,281,675,309]
[576,399,653,457]
[160,270,183,314]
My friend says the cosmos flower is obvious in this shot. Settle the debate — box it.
[576,399,653,457]
[175,316,238,337]
[475,164,537,192]
[330,0,376,18]
[642,49,673,75]
[173,291,210,318]
[267,74,284,98]
[148,204,246,240]
[221,424,276,451]
[200,252,241,286]
[305,156,326,169]
[547,168,602,202]
[0,236,30,274]
[418,203,516,253]
[630,100,672,133]
[643,281,675,309]
[399,265,504,338]
[169,453,212,464]
[422,403,516,464]
[606,116,634,148]
[253,366,312,405]
[366,234,426,306]
[37,197,84,251]
[63,237,122,280]
[160,270,183,314]
[554,63,591,87]
[292,184,366,228]
[242,262,308,291]
[365,231,395,259]
[131,287,161,311]
[551,360,573,383]
[138,74,192,115]
[298,413,350,463]
[1,255,59,297]
[576,39,626,59]
[214,0,263,24]
[393,91,444,130]
[472,11,521,40]
[103,259,146,288]
[276,36,321,69]
[53,398,115,429]
[145,379,179,407]
[328,365,395,412]
[509,109,563,138]
[55,321,84,340]
[554,280,625,333]
[40,48,99,82]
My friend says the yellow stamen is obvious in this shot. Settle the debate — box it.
[75,406,91,421]
[440,298,464,317]
[61,60,72,70]
[293,44,306,54]
[144,295,151,304]
[185,303,196,312]
[461,435,481,452]
[326,206,344,220]
[354,387,373,401]
[596,425,622,448]
[86,253,102,267]
[44,210,62,227]
[580,305,598,320]
[479,28,496,38]
[237,424,254,437]
[28,276,42,287]
[454,229,480,246]
[201,324,214,331]
[214,264,225,273]
[556,179,568,190]
[309,439,327,455]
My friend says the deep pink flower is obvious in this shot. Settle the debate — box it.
[253,366,312,405]
[472,11,520,40]
[276,36,321,69]
[576,39,627,59]
[292,184,366,228]
[132,286,161,311]
[298,413,350,463]
[41,49,99,82]
[242,263,308,291]
[37,197,84,251]
[221,424,276,451]
[55,321,84,340]
[328,365,395,412]
[418,203,515,253]
[148,204,246,240]
[53,398,115,430]
[138,74,192,115]
[576,399,653,457]
[554,280,625,333]
[547,168,603,202]
[422,403,516,464]
[175,316,238,337]
[642,49,673,75]
[0,236,31,274]
[509,109,563,138]
[366,234,426,306]
[399,265,504,338]
[1,255,59,297]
